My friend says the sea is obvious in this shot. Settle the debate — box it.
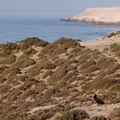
[0,11,120,43]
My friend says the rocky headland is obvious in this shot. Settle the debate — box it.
[62,7,120,25]
[0,32,120,119]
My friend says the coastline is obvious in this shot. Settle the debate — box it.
[63,7,120,25]
[62,18,120,26]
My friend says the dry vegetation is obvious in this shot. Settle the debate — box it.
[0,35,120,120]
[106,31,120,38]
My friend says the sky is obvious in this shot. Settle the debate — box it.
[0,0,120,13]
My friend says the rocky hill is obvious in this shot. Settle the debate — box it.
[0,33,120,120]
[62,7,120,25]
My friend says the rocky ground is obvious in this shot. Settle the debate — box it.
[0,32,120,120]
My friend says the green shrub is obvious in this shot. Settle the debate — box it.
[53,37,81,47]
[21,37,49,47]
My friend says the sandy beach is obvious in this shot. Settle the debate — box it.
[80,31,120,49]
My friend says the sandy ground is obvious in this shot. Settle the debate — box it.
[28,105,56,114]
[74,103,120,118]
[80,34,120,50]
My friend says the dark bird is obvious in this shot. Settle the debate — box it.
[94,94,105,105]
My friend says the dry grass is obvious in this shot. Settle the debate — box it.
[110,43,120,52]
[14,56,36,68]
[0,42,18,51]
[91,116,108,120]
[96,56,116,69]
[0,55,16,64]
[109,43,120,58]
[3,66,21,76]
[0,36,120,119]
[48,61,76,84]
[0,65,8,74]
[110,108,120,119]
[27,59,55,76]
[21,37,49,47]
[91,76,118,90]
[54,59,66,66]
[0,76,7,84]
[80,59,96,70]
[39,38,81,59]
[60,109,89,120]
[106,31,120,38]
[42,70,53,79]
[23,47,37,56]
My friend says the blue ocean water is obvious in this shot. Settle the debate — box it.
[0,11,119,43]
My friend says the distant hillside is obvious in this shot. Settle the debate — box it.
[62,7,120,25]
[0,34,120,120]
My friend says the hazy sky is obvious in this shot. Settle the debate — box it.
[0,0,120,12]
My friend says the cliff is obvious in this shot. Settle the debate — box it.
[63,7,120,25]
